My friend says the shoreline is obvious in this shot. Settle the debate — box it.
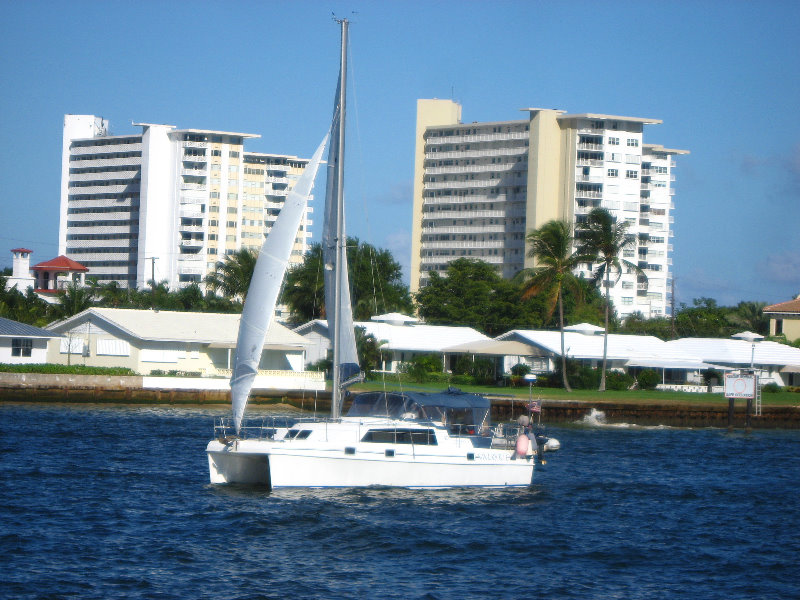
[3,388,798,429]
[2,372,797,429]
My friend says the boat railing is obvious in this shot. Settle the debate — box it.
[489,422,533,449]
[214,416,294,440]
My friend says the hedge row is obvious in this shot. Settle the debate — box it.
[0,363,137,376]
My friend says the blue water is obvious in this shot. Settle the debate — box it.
[1,405,798,600]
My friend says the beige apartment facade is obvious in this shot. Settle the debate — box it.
[412,100,688,319]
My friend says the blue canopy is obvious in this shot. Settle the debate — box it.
[347,388,490,425]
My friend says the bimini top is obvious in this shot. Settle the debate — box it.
[347,388,490,425]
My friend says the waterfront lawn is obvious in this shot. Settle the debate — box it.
[353,380,800,406]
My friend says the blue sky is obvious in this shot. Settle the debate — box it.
[1,0,798,307]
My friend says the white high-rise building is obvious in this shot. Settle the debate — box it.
[412,100,688,319]
[59,115,311,289]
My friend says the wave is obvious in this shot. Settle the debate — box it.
[577,407,672,430]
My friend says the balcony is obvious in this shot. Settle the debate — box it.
[422,224,509,235]
[183,141,208,148]
[181,182,207,191]
[423,209,507,220]
[577,143,603,151]
[68,183,140,195]
[426,179,510,190]
[425,131,528,145]
[181,166,207,177]
[180,239,204,248]
[576,158,603,167]
[425,146,527,160]
[421,240,506,251]
[70,142,143,156]
[421,254,504,265]
[70,170,140,182]
[425,163,525,176]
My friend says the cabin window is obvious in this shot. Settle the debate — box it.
[11,338,32,357]
[361,429,437,446]
[285,429,311,440]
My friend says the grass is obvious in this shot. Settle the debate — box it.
[354,379,800,407]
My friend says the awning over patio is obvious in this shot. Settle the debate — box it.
[443,339,545,357]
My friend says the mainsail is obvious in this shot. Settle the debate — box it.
[323,26,360,418]
[230,136,328,434]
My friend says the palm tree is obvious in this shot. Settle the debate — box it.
[727,301,768,336]
[578,207,643,391]
[520,220,591,392]
[204,248,259,301]
[54,281,94,320]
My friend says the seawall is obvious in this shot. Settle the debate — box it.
[1,373,798,428]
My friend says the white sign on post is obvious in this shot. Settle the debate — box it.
[724,373,756,399]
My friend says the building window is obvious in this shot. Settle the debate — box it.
[11,338,32,357]
[608,137,619,145]
[627,138,639,147]
[622,297,633,305]
[775,319,783,335]
[607,169,618,177]
[626,170,639,179]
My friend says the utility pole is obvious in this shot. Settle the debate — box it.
[149,257,158,288]
[670,277,676,339]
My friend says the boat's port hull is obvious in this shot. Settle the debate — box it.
[207,439,534,488]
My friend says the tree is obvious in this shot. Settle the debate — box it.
[520,220,591,392]
[53,281,94,320]
[727,301,768,335]
[92,280,128,308]
[355,326,383,378]
[283,239,413,325]
[675,297,734,338]
[415,258,539,336]
[578,207,643,391]
[619,311,673,340]
[204,248,259,301]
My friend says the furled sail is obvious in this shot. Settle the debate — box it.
[230,136,328,434]
[323,71,360,386]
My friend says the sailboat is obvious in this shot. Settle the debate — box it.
[206,19,537,488]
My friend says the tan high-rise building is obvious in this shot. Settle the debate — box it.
[412,100,688,319]
[59,115,311,290]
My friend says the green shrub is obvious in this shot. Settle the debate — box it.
[0,363,137,376]
[762,382,782,393]
[403,354,444,383]
[637,369,660,390]
[510,363,531,377]
[573,366,601,390]
[702,369,722,385]
[606,370,634,391]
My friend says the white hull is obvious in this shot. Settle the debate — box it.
[207,432,534,489]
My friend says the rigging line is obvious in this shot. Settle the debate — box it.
[345,32,384,316]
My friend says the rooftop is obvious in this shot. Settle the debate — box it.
[764,298,800,314]
[48,308,306,349]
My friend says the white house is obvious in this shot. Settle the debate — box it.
[0,317,62,365]
[294,312,491,372]
[664,336,800,387]
[45,308,322,390]
[495,324,718,384]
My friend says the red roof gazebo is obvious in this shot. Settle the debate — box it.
[31,255,89,293]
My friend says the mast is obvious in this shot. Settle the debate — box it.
[331,18,348,419]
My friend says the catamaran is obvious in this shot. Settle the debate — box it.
[206,19,538,488]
